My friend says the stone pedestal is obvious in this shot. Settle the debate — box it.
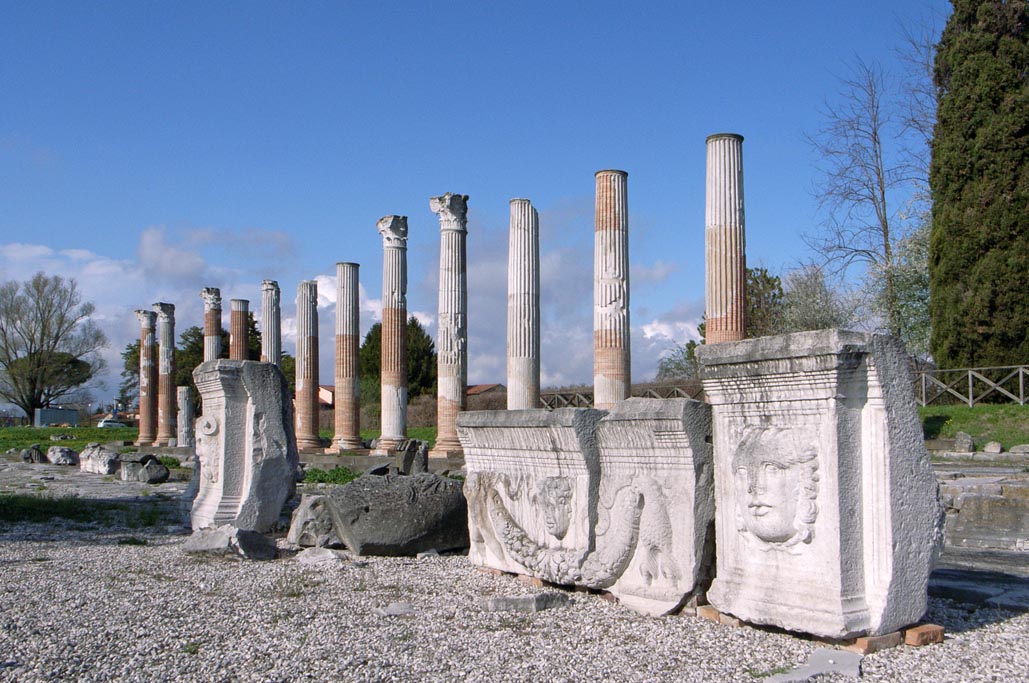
[507,198,541,410]
[430,193,469,458]
[696,330,944,638]
[200,288,222,363]
[594,170,630,409]
[177,386,195,449]
[153,302,177,446]
[134,310,158,446]
[261,280,281,365]
[295,281,321,450]
[229,299,249,361]
[191,359,300,532]
[458,397,714,616]
[705,133,747,344]
[375,215,408,454]
[334,262,363,451]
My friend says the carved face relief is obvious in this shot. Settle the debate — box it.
[538,476,573,540]
[731,427,819,547]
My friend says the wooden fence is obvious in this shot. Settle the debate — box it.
[540,382,703,410]
[914,365,1029,407]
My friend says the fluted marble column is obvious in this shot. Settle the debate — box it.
[430,193,469,457]
[705,133,747,344]
[153,302,177,446]
[176,386,194,449]
[507,198,541,410]
[261,280,281,365]
[134,310,158,446]
[295,280,321,449]
[593,169,631,409]
[200,288,222,362]
[375,215,408,453]
[229,299,249,360]
[334,263,363,450]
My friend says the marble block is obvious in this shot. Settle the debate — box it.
[696,330,944,638]
[191,359,300,533]
[457,398,713,615]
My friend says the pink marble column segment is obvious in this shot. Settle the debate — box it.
[200,288,222,363]
[705,133,747,344]
[593,169,631,410]
[229,299,249,361]
[153,302,177,446]
[294,280,321,449]
[374,215,408,454]
[334,262,363,451]
[134,309,158,446]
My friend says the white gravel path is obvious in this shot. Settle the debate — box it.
[1,464,1027,682]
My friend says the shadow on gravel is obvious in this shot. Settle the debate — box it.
[928,566,1029,633]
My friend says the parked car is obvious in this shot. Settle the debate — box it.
[97,419,127,428]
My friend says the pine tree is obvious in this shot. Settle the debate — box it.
[930,0,1029,367]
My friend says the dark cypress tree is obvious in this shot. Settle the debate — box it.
[929,0,1029,367]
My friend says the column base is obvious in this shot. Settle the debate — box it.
[296,438,323,450]
[429,446,464,459]
[135,438,156,447]
[334,437,366,451]
[372,436,403,456]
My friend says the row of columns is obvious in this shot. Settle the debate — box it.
[133,134,746,451]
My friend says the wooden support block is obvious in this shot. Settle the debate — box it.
[516,574,545,588]
[475,567,506,577]
[697,605,722,623]
[599,591,619,604]
[903,623,945,646]
[718,612,743,627]
[841,631,903,654]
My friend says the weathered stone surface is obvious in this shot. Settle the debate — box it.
[20,444,45,464]
[983,441,1003,454]
[458,398,714,616]
[697,330,945,638]
[191,359,301,533]
[120,454,170,484]
[766,648,863,683]
[182,524,277,561]
[481,592,571,612]
[325,472,467,556]
[507,198,541,410]
[394,440,428,474]
[705,133,747,344]
[295,547,347,567]
[79,443,121,475]
[1010,444,1029,454]
[593,170,630,409]
[45,446,79,466]
[375,215,409,453]
[286,494,342,548]
[954,431,975,453]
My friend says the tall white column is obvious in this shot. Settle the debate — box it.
[430,193,469,457]
[507,198,541,410]
[153,302,177,446]
[200,288,222,363]
[593,169,631,409]
[295,280,321,449]
[334,263,363,450]
[705,133,747,344]
[134,310,158,446]
[375,215,408,454]
[261,280,281,365]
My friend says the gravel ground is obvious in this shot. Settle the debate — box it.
[1,464,1027,682]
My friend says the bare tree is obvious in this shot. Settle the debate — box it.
[780,265,860,333]
[805,59,915,337]
[0,272,108,418]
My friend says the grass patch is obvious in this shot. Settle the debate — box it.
[919,404,1029,450]
[180,642,200,655]
[0,426,138,454]
[158,456,183,469]
[302,466,360,485]
[0,493,121,524]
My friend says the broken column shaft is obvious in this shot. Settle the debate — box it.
[593,169,631,410]
[229,299,249,360]
[153,302,177,446]
[705,133,747,344]
[200,288,222,363]
[261,280,281,365]
[334,262,363,451]
[507,198,541,410]
[375,215,408,453]
[295,280,321,449]
[134,309,158,446]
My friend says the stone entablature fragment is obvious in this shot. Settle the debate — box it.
[696,330,944,638]
[458,398,713,616]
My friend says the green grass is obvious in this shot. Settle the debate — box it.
[0,492,170,528]
[316,426,438,450]
[920,404,1029,450]
[158,455,183,469]
[0,426,138,454]
[302,466,361,485]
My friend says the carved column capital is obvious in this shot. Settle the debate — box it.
[430,193,469,232]
[153,302,175,323]
[135,309,156,328]
[377,215,409,247]
[200,288,221,310]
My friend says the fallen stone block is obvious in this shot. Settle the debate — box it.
[182,525,277,561]
[46,446,79,466]
[286,494,342,548]
[983,441,1003,454]
[120,454,170,484]
[325,472,467,556]
[79,443,121,474]
[481,592,571,612]
[20,444,46,464]
[954,432,975,453]
[295,547,347,567]
[373,601,414,617]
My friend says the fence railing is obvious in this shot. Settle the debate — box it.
[914,365,1028,407]
[540,382,703,410]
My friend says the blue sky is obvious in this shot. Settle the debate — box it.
[0,1,950,403]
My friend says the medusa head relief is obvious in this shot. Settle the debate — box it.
[731,427,820,549]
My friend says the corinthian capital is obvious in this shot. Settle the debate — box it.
[430,192,469,231]
[377,215,409,247]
